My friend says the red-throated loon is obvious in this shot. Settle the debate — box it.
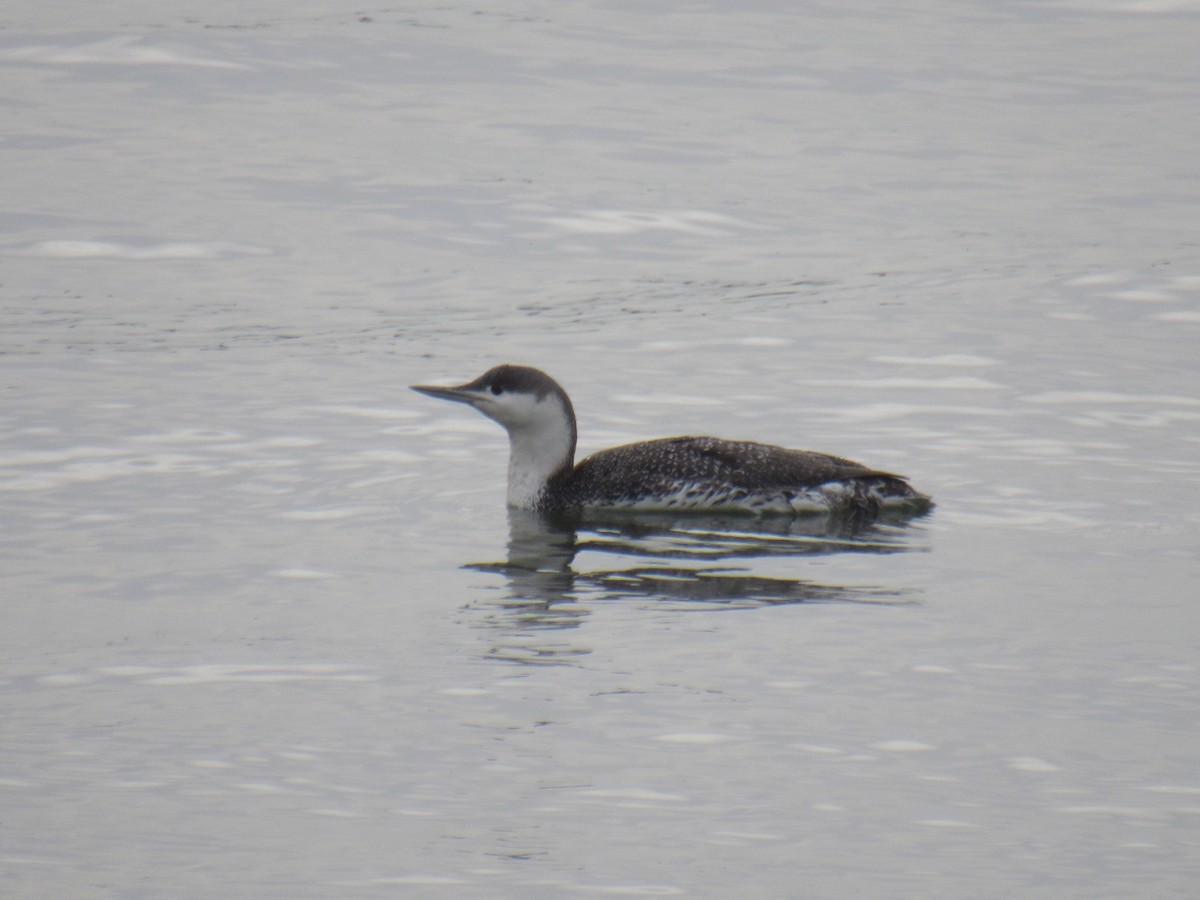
[411,365,932,516]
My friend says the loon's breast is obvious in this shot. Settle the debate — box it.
[545,436,928,514]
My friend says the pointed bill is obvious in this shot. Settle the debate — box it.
[410,382,483,405]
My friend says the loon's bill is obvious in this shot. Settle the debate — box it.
[412,364,932,517]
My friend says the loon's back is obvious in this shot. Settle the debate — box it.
[549,436,928,515]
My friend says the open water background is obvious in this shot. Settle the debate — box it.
[3,1,1199,897]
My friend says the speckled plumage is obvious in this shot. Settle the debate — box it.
[550,436,922,514]
[412,365,932,517]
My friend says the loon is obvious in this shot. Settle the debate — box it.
[411,365,932,517]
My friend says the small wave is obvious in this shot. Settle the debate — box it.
[0,37,249,69]
[22,240,272,260]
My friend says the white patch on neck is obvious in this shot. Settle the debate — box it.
[498,394,574,509]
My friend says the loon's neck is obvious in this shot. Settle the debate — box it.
[504,407,577,509]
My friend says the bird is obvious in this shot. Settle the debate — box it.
[411,364,932,517]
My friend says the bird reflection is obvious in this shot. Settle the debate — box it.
[464,507,929,665]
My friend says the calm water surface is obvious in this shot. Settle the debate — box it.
[2,1,1199,897]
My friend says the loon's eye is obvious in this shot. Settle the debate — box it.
[490,384,504,396]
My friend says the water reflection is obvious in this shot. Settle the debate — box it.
[465,508,929,665]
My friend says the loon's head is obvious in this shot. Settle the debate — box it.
[411,365,578,508]
[411,365,576,436]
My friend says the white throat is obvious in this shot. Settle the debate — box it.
[501,398,575,509]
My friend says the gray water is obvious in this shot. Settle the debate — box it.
[3,1,1199,897]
